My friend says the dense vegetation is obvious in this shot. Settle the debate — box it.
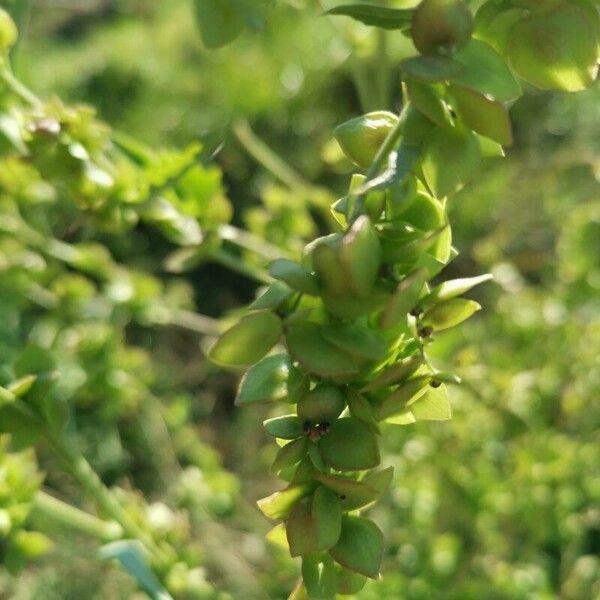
[0,1,598,599]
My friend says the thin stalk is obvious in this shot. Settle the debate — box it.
[218,223,285,261]
[48,434,172,568]
[164,309,220,336]
[214,248,272,284]
[32,491,123,543]
[375,29,391,108]
[0,67,41,107]
[232,120,310,192]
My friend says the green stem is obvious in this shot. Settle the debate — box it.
[32,491,123,542]
[218,223,285,261]
[48,434,172,568]
[164,308,220,336]
[232,120,309,192]
[0,67,41,107]
[214,248,272,284]
[375,29,390,108]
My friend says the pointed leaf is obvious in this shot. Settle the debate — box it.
[269,259,320,295]
[422,273,492,308]
[285,323,360,382]
[321,322,387,362]
[411,383,452,420]
[405,80,451,128]
[330,516,384,579]
[326,5,414,30]
[449,85,512,146]
[400,56,463,82]
[236,353,290,405]
[453,38,522,101]
[422,298,481,330]
[361,354,424,392]
[272,438,309,473]
[263,415,303,439]
[313,487,343,551]
[302,553,338,599]
[257,483,314,520]
[379,268,428,329]
[421,123,481,198]
[209,311,282,367]
[319,418,380,471]
[375,375,432,420]
[341,216,381,297]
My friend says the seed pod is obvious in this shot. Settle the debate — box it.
[0,9,17,53]
[334,111,399,169]
[412,0,473,56]
[297,384,345,422]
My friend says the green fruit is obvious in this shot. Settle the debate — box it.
[334,111,399,169]
[297,385,346,423]
[0,9,17,53]
[412,0,473,56]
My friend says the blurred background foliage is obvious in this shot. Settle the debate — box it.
[0,0,598,598]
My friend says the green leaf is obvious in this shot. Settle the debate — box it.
[100,541,173,600]
[249,281,294,310]
[422,298,481,330]
[297,385,346,423]
[347,390,380,434]
[330,516,384,579]
[263,415,303,439]
[320,322,387,362]
[400,56,463,82]
[448,85,513,146]
[334,112,399,169]
[315,474,378,511]
[335,565,367,595]
[405,80,451,128]
[361,354,424,392]
[194,0,245,49]
[302,553,338,599]
[341,215,381,296]
[313,487,343,550]
[286,499,319,557]
[312,239,348,296]
[421,273,493,308]
[325,4,414,30]
[421,123,481,198]
[508,4,598,91]
[236,353,290,405]
[285,323,360,382]
[411,383,452,420]
[257,483,314,520]
[209,311,282,367]
[379,268,428,329]
[375,375,431,421]
[269,259,319,295]
[453,38,522,101]
[319,418,380,471]
[272,438,309,473]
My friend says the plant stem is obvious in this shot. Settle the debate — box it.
[48,434,172,568]
[232,120,310,192]
[164,308,221,336]
[0,67,41,107]
[214,248,272,284]
[32,491,123,542]
[218,223,285,261]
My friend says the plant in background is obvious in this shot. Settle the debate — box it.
[205,0,600,597]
